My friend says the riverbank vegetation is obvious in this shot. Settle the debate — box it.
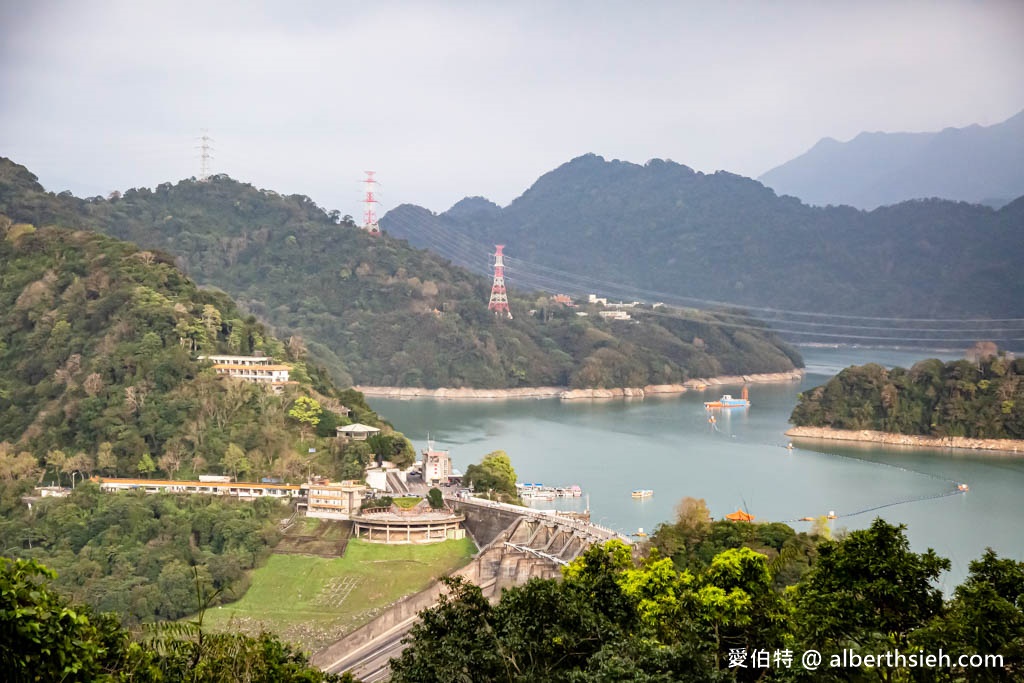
[393,518,1024,682]
[790,354,1024,439]
[0,157,802,390]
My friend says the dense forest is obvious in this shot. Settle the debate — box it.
[2,555,346,682]
[0,157,802,389]
[392,514,1024,681]
[1,483,283,625]
[382,154,1024,326]
[0,215,402,488]
[790,355,1024,439]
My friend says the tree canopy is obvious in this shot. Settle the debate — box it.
[790,355,1024,439]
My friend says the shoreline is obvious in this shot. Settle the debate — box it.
[785,426,1024,455]
[355,369,804,401]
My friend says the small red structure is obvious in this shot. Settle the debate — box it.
[487,245,512,319]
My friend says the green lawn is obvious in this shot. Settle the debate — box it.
[392,496,423,508]
[200,537,476,653]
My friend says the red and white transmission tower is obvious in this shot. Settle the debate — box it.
[361,171,381,235]
[488,245,512,319]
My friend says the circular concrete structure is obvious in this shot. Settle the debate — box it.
[352,508,466,544]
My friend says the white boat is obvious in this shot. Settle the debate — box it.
[631,489,653,499]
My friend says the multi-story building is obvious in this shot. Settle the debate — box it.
[422,447,452,486]
[306,479,367,520]
[198,355,293,391]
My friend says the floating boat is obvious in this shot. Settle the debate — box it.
[704,386,750,409]
[958,483,969,492]
[631,489,653,499]
[634,527,648,537]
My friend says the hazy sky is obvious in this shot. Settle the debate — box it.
[2,1,1022,214]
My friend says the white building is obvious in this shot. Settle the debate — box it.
[198,355,293,391]
[337,423,382,441]
[422,447,452,486]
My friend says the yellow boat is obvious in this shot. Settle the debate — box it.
[631,489,653,499]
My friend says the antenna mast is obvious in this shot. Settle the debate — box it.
[197,131,214,181]
[488,245,512,319]
[362,171,381,235]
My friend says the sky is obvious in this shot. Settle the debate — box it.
[1,0,1022,215]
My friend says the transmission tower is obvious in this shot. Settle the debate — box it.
[361,171,381,235]
[197,131,214,181]
[488,245,512,319]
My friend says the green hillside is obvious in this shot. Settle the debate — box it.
[0,214,390,484]
[0,157,802,389]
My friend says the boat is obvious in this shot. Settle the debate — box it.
[631,489,653,499]
[634,527,648,537]
[958,483,969,492]
[704,386,750,409]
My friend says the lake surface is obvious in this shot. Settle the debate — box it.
[370,347,1024,590]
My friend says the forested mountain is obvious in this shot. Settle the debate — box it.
[790,355,1024,439]
[760,109,1024,209]
[382,154,1024,326]
[0,214,390,483]
[0,157,801,389]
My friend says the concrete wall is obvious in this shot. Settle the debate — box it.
[455,501,522,547]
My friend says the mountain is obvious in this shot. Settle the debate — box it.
[0,158,802,390]
[759,110,1024,209]
[0,210,389,482]
[381,154,1024,335]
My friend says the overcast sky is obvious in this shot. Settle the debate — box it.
[2,1,1022,215]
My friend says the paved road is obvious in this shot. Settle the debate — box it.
[322,616,417,680]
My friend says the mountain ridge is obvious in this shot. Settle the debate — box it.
[382,153,1024,330]
[759,109,1024,209]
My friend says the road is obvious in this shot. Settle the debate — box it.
[322,616,417,680]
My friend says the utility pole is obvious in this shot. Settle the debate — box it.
[488,245,513,319]
[362,171,381,235]
[197,131,214,181]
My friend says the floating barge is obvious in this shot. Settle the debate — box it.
[704,386,750,409]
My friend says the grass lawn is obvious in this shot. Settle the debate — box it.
[201,537,476,653]
[392,496,422,508]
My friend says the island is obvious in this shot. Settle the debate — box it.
[787,353,1024,453]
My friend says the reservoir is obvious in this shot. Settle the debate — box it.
[370,347,1024,590]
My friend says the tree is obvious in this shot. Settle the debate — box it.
[45,449,68,486]
[287,397,321,440]
[427,487,444,509]
[137,453,156,478]
[157,449,184,480]
[913,549,1024,681]
[463,450,518,499]
[390,576,505,682]
[221,443,250,482]
[96,442,117,476]
[793,518,950,653]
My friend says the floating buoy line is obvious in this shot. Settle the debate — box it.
[692,408,970,523]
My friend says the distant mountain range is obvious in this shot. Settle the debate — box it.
[759,110,1024,209]
[382,154,1024,340]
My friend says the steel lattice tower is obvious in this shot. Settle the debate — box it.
[488,245,512,319]
[362,171,381,235]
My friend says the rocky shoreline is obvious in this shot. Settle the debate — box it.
[355,369,804,401]
[785,426,1024,454]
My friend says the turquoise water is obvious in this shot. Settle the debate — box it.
[370,348,1024,590]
